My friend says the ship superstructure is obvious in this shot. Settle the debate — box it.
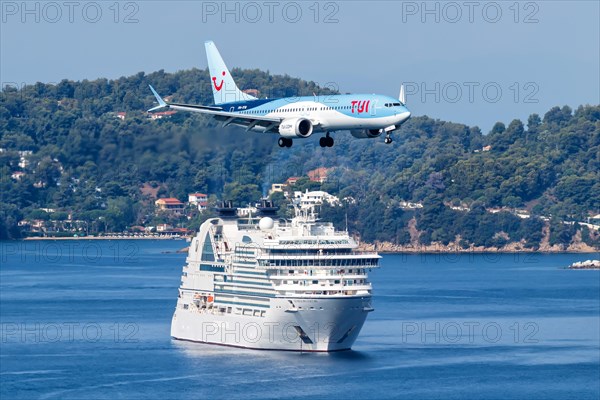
[171,201,380,351]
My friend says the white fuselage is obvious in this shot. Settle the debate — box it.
[258,101,409,133]
[217,94,411,134]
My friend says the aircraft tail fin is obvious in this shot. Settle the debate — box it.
[205,40,257,104]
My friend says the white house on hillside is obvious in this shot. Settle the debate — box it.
[188,193,208,211]
[293,190,340,209]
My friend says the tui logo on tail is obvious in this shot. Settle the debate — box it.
[212,71,225,91]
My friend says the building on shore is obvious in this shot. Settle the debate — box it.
[155,198,185,214]
[188,193,208,211]
[293,190,340,209]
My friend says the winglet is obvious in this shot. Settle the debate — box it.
[399,85,406,105]
[148,85,168,112]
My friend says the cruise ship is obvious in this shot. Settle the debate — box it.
[171,200,381,351]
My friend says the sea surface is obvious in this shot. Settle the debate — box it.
[1,240,598,399]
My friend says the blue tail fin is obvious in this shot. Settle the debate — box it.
[148,85,168,112]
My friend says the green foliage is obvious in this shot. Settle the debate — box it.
[0,202,23,240]
[291,177,321,193]
[223,182,262,206]
[548,220,577,248]
[0,69,598,248]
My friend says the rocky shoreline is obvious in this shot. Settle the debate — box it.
[568,260,600,269]
[16,237,599,255]
[22,235,185,240]
[357,240,599,254]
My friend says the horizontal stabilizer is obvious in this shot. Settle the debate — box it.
[148,85,168,112]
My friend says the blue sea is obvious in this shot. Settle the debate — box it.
[1,240,599,399]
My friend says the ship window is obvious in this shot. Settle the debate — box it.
[201,231,215,261]
[242,235,252,243]
[200,264,225,272]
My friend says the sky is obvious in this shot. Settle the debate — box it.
[1,0,599,131]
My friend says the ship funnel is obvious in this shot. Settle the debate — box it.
[257,198,279,216]
[216,200,237,218]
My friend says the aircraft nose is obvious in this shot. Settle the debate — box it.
[398,109,411,123]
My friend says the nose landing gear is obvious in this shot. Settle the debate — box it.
[278,137,293,148]
[319,133,334,147]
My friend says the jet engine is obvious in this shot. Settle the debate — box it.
[278,118,313,138]
[350,129,382,139]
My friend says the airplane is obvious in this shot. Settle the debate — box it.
[148,41,411,148]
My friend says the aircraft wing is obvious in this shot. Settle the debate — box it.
[148,85,282,133]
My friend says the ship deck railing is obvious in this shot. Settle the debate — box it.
[270,272,371,279]
[259,263,380,270]
[256,251,380,259]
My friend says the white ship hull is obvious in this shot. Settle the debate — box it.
[172,202,380,352]
[171,296,372,352]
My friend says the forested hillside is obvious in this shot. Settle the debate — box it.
[1,68,599,249]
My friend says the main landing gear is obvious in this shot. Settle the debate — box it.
[384,134,393,144]
[278,137,293,148]
[319,133,334,147]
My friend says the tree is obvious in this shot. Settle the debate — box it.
[222,182,261,205]
[490,122,506,135]
[527,113,541,132]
